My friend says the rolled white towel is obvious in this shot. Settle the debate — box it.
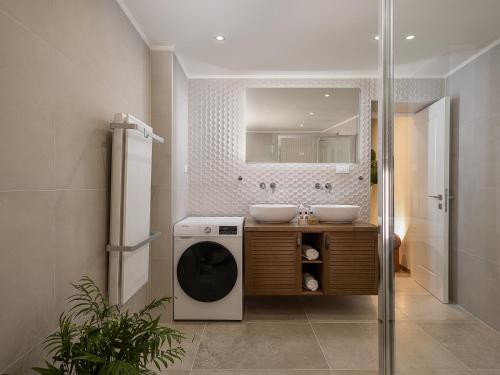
[302,272,319,291]
[302,244,319,260]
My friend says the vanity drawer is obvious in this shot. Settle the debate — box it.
[244,231,301,295]
[324,231,379,295]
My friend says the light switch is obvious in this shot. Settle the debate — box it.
[336,165,350,174]
[184,164,188,173]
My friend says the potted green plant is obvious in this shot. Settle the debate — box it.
[33,277,185,374]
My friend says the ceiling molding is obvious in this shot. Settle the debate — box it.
[116,0,151,47]
[444,36,500,78]
[151,45,176,51]
[188,73,380,80]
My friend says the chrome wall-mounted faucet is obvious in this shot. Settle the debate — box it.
[269,182,276,193]
[259,182,266,189]
[314,182,332,194]
[325,183,332,194]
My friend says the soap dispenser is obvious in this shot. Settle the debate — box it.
[308,209,318,225]
[298,204,307,225]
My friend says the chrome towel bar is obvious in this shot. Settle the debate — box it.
[110,122,165,144]
[106,231,161,253]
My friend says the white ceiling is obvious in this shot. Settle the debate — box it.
[246,88,359,132]
[121,0,500,78]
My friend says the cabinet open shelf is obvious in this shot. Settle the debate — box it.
[301,289,323,295]
[302,258,323,264]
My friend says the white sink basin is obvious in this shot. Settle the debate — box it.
[250,204,298,223]
[311,205,360,223]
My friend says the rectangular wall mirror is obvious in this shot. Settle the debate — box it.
[245,87,360,163]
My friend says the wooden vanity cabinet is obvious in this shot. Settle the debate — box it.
[244,218,378,296]
[324,231,378,295]
[244,231,301,295]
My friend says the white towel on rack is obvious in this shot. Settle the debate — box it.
[302,272,319,291]
[302,244,320,260]
[108,114,153,305]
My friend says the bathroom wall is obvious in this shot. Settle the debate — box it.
[447,43,500,330]
[0,1,151,372]
[393,115,412,269]
[189,78,444,220]
[150,50,173,322]
[149,51,190,322]
[172,56,190,224]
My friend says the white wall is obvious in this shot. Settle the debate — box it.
[394,115,413,269]
[187,78,443,220]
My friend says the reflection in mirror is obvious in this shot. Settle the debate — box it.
[245,88,360,163]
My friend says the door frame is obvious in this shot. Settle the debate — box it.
[378,0,395,374]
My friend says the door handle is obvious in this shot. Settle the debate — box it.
[428,194,443,201]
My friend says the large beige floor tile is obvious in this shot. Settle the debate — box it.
[395,277,431,295]
[312,323,378,370]
[395,370,474,375]
[396,295,473,322]
[418,322,500,370]
[395,322,466,371]
[244,296,307,321]
[331,370,473,375]
[192,371,332,374]
[301,296,378,322]
[194,323,328,370]
[166,323,206,371]
[332,370,378,374]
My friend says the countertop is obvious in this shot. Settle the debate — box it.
[244,216,378,232]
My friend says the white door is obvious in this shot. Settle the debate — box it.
[409,97,450,303]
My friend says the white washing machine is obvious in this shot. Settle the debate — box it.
[173,216,244,320]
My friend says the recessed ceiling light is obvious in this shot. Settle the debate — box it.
[215,35,225,41]
[324,93,331,97]
[374,35,380,41]
[299,123,304,127]
[405,35,415,40]
[309,112,315,115]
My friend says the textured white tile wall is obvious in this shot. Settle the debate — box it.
[188,78,444,221]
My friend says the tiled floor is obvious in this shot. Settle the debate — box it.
[164,274,500,375]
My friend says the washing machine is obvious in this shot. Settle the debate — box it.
[173,216,245,320]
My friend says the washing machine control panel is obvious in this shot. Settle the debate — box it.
[174,217,244,237]
[219,225,238,235]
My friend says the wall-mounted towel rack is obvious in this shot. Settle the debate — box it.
[106,231,161,253]
[110,113,164,144]
[110,123,164,144]
[108,113,162,305]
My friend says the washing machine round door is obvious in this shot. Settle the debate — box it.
[177,241,238,302]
